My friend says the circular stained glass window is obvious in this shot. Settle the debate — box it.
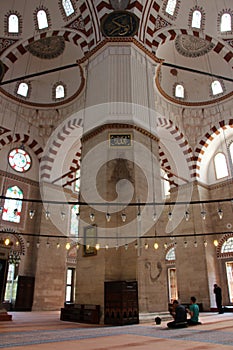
[8,148,31,172]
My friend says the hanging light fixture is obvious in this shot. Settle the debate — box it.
[217,207,223,220]
[204,239,207,248]
[213,239,218,247]
[194,240,198,248]
[4,238,10,246]
[144,242,149,250]
[200,204,206,220]
[164,242,168,249]
[184,240,188,248]
[153,241,159,250]
[29,209,35,219]
[76,243,80,250]
[137,207,141,221]
[46,240,50,248]
[152,211,157,222]
[95,243,100,250]
[56,242,61,248]
[65,242,71,250]
[105,244,109,250]
[124,243,128,250]
[90,213,95,222]
[106,212,111,222]
[60,211,66,220]
[36,240,40,248]
[168,206,172,221]
[184,209,190,221]
[45,210,50,220]
[134,242,138,249]
[121,212,126,222]
[26,241,30,248]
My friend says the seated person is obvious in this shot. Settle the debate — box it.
[167,300,187,328]
[186,296,202,325]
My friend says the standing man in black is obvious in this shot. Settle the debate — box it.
[213,284,224,314]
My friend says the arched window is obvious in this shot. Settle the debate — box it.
[191,10,202,28]
[166,247,176,261]
[229,143,233,163]
[165,0,177,16]
[2,186,23,223]
[55,84,65,99]
[17,82,29,97]
[220,237,233,302]
[221,237,233,253]
[175,84,184,98]
[220,13,231,32]
[211,80,223,96]
[62,0,75,16]
[37,9,48,30]
[8,14,19,33]
[74,169,80,192]
[53,82,66,100]
[70,205,79,236]
[214,152,229,179]
[161,169,170,198]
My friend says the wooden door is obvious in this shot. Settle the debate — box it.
[14,276,35,311]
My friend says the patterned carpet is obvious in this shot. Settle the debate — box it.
[1,322,233,348]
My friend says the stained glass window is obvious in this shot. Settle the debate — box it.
[70,205,79,236]
[2,186,23,223]
[221,237,233,253]
[62,0,75,16]
[8,148,31,173]
[166,247,176,261]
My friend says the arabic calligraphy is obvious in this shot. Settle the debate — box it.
[109,134,132,147]
[101,11,139,37]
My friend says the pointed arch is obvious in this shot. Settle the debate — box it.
[194,120,233,179]
[157,117,194,185]
[0,133,43,162]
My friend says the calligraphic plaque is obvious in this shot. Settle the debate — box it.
[101,11,139,37]
[109,134,132,147]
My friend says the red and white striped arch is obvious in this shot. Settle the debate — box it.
[1,29,89,74]
[157,117,194,187]
[0,132,43,161]
[40,116,83,185]
[147,27,233,64]
[194,119,233,179]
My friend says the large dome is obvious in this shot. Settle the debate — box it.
[0,0,232,111]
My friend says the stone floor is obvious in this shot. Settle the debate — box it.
[0,311,233,349]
